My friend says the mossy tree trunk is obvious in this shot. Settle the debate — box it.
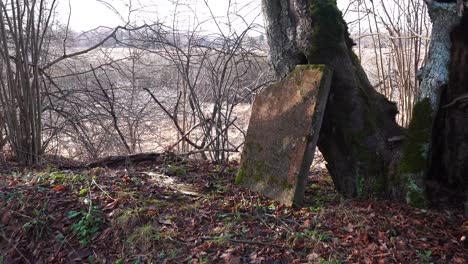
[399,2,462,207]
[262,0,404,199]
[262,0,468,206]
[428,8,468,205]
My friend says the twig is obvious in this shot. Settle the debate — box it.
[91,179,115,201]
[0,232,32,264]
[201,236,284,248]
[265,213,296,233]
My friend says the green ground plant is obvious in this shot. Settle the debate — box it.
[68,207,103,246]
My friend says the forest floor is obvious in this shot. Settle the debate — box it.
[0,152,466,263]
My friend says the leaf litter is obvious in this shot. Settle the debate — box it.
[0,153,466,263]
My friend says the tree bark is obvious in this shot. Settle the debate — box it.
[428,10,468,204]
[262,0,404,199]
[262,0,468,207]
[398,1,462,207]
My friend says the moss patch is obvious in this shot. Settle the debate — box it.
[346,104,386,197]
[406,180,426,208]
[235,165,245,185]
[398,98,433,174]
[307,0,352,62]
[398,98,433,208]
[288,64,326,87]
[290,64,326,74]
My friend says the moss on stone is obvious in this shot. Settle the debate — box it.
[267,175,278,185]
[295,64,326,72]
[275,176,292,190]
[236,140,267,185]
[282,180,294,190]
[266,175,292,190]
[288,64,327,87]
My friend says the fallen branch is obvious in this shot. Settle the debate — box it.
[201,236,284,248]
[86,152,161,168]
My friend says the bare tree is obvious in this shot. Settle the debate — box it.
[114,1,272,163]
[346,0,431,127]
[0,0,58,164]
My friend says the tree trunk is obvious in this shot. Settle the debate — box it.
[399,2,462,207]
[428,9,468,205]
[262,0,468,207]
[262,0,404,199]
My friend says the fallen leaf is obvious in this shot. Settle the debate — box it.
[147,210,158,216]
[8,181,18,187]
[52,185,67,191]
[67,248,93,261]
[1,212,11,225]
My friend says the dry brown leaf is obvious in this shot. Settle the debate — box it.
[52,185,67,191]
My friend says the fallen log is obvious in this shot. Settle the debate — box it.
[86,152,162,168]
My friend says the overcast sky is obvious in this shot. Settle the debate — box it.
[57,0,350,33]
[58,0,260,32]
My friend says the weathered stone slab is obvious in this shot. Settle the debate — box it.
[235,65,332,206]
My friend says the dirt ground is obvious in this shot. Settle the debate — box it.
[0,153,466,263]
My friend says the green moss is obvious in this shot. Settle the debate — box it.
[301,1,392,199]
[237,158,292,191]
[398,98,433,208]
[268,176,293,191]
[308,0,351,62]
[398,99,433,174]
[236,159,266,185]
[285,183,294,190]
[171,165,187,176]
[78,188,88,197]
[351,51,360,62]
[288,64,327,87]
[345,106,386,197]
[291,64,326,73]
[234,166,245,185]
[356,173,364,197]
[373,175,387,193]
[236,141,265,185]
[268,175,279,185]
[406,180,426,208]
